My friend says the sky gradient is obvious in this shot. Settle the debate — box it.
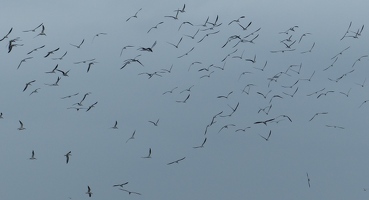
[0,0,368,199]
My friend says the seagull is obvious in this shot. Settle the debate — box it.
[27,45,45,55]
[306,173,311,188]
[86,186,92,197]
[167,157,186,165]
[148,119,159,126]
[120,45,134,56]
[17,57,33,69]
[45,76,61,86]
[119,188,141,195]
[138,41,157,52]
[52,51,68,60]
[70,39,85,48]
[176,94,190,103]
[56,69,70,77]
[29,88,41,96]
[184,29,199,39]
[18,120,26,130]
[113,182,129,187]
[178,21,193,31]
[147,21,164,33]
[142,148,152,158]
[174,4,186,13]
[44,48,60,58]
[45,64,59,73]
[218,124,236,133]
[178,47,194,58]
[61,93,79,99]
[86,102,98,112]
[34,24,46,38]
[126,8,142,22]
[309,112,328,121]
[163,86,178,95]
[167,37,183,48]
[23,23,43,32]
[111,121,118,129]
[23,80,36,92]
[193,138,207,148]
[92,32,107,43]
[228,16,246,25]
[0,112,3,119]
[259,130,272,141]
[30,150,36,160]
[0,27,13,41]
[65,151,71,164]
[126,130,136,143]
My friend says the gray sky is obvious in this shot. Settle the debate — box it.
[0,0,369,199]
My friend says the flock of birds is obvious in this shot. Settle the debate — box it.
[0,3,368,199]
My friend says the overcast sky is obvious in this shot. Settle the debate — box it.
[0,0,368,199]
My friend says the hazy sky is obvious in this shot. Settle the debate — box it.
[0,0,368,199]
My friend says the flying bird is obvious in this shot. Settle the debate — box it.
[126,8,142,22]
[86,102,98,112]
[259,130,272,141]
[193,138,207,148]
[65,151,71,164]
[70,39,85,48]
[44,48,60,58]
[126,130,136,143]
[148,119,159,126]
[113,182,129,187]
[142,148,152,158]
[23,80,36,92]
[86,186,92,197]
[167,157,186,165]
[18,120,26,130]
[0,27,13,41]
[17,57,33,69]
[111,121,118,129]
[30,150,36,160]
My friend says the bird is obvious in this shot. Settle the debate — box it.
[299,32,311,43]
[167,37,183,48]
[52,51,68,60]
[178,47,195,58]
[126,8,142,22]
[86,186,92,197]
[27,45,45,55]
[120,45,134,56]
[113,182,129,187]
[259,130,272,141]
[309,112,328,121]
[148,119,159,126]
[61,93,79,99]
[138,41,157,52]
[33,24,46,37]
[92,32,107,43]
[184,29,199,39]
[238,21,252,30]
[228,16,246,25]
[18,120,26,130]
[45,64,59,73]
[0,112,3,119]
[23,23,43,32]
[45,76,61,86]
[306,173,311,188]
[64,151,71,164]
[193,138,207,148]
[147,21,164,33]
[178,21,193,31]
[29,88,41,96]
[126,130,136,143]
[87,61,97,72]
[165,10,180,20]
[70,39,85,48]
[174,4,186,13]
[218,124,236,133]
[56,69,70,77]
[111,121,118,129]
[142,148,152,158]
[254,118,275,126]
[0,27,13,41]
[86,102,98,112]
[44,48,60,58]
[167,157,186,165]
[163,86,178,95]
[23,80,36,92]
[176,94,190,103]
[17,57,33,70]
[30,150,36,160]
[119,188,141,195]
[217,91,233,99]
